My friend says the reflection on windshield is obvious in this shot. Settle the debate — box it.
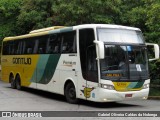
[97,28,144,44]
[100,45,149,81]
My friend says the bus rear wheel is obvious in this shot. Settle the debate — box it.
[15,75,21,90]
[10,75,16,89]
[65,82,78,104]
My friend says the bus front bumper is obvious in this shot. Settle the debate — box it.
[97,88,149,102]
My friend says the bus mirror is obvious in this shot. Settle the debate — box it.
[94,40,104,59]
[146,43,159,61]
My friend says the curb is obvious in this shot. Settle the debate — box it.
[148,96,160,100]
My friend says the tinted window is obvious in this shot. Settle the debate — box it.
[38,36,48,54]
[61,31,76,53]
[14,40,23,54]
[47,34,61,54]
[2,42,9,55]
[79,29,98,83]
[24,38,36,54]
[2,31,77,55]
[3,41,16,55]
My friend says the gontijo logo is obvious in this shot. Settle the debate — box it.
[13,58,31,65]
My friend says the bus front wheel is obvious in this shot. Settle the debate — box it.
[65,82,78,104]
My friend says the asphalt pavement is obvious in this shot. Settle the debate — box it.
[0,80,159,120]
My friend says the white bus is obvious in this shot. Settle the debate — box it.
[1,24,159,103]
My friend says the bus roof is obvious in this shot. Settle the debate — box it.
[3,26,66,41]
[73,24,141,31]
[3,24,141,41]
[29,26,65,34]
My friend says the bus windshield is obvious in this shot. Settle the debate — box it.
[97,28,144,44]
[100,45,149,81]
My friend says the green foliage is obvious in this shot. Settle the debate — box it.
[145,1,160,44]
[149,87,160,96]
[0,0,22,41]
[120,0,147,29]
[146,1,160,31]
[149,59,160,84]
[52,0,121,25]
[0,0,21,20]
[17,0,54,34]
[0,0,160,81]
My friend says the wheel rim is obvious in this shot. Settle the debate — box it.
[65,83,78,103]
[68,87,76,99]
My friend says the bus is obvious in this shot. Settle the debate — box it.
[1,24,159,103]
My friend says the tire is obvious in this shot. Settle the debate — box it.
[65,82,78,104]
[15,75,21,90]
[10,75,16,89]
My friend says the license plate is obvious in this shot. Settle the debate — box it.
[125,94,132,98]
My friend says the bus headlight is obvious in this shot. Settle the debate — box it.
[143,83,149,89]
[99,84,115,90]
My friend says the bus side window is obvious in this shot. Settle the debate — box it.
[22,41,26,54]
[24,38,35,54]
[61,31,76,53]
[46,37,51,54]
[49,34,61,54]
[72,35,77,53]
[33,39,39,54]
[47,34,56,54]
[27,48,32,54]
[3,41,15,55]
[38,48,43,54]
[10,40,22,55]
[8,41,14,55]
[2,42,8,55]
[38,35,48,54]
[14,41,20,54]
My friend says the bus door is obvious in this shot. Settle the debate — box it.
[85,45,98,100]
[79,29,99,101]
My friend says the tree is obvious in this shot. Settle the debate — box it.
[119,0,148,31]
[52,0,121,25]
[0,0,22,41]
[0,0,159,81]
[145,1,160,44]
[17,0,54,34]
